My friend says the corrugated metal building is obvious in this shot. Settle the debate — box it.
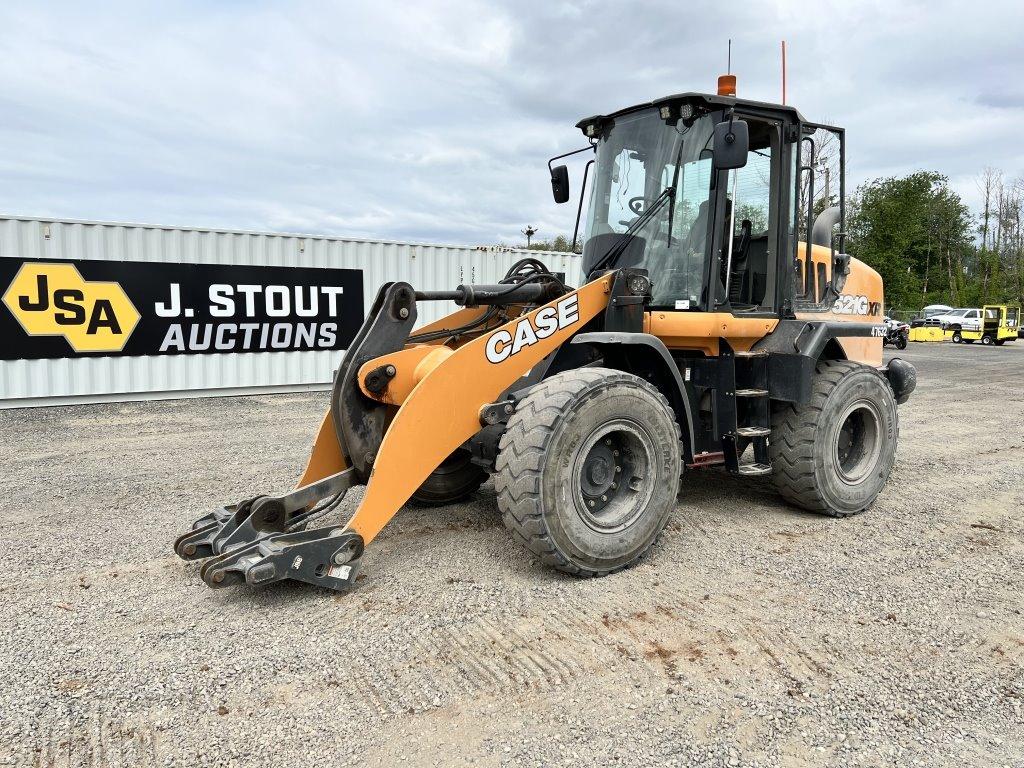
[0,216,584,407]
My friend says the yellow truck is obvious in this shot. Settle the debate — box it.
[961,305,1020,345]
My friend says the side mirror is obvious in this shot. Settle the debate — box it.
[712,119,749,170]
[550,165,570,204]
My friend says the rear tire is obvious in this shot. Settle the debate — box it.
[770,360,898,517]
[896,334,908,349]
[409,449,487,506]
[495,368,681,576]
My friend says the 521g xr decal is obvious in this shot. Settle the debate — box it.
[833,294,882,317]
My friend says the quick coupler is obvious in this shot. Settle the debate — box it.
[197,527,365,591]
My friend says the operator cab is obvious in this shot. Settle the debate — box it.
[550,91,848,318]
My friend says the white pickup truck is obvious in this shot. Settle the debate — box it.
[934,308,981,330]
[932,308,982,342]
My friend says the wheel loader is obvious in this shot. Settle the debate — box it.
[175,82,917,593]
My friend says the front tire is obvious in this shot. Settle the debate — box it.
[409,449,487,506]
[896,334,908,349]
[982,334,994,345]
[951,330,962,344]
[495,368,681,576]
[770,360,898,517]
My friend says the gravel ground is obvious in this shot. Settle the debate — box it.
[1,342,1022,767]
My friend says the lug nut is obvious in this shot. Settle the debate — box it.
[399,307,410,319]
[588,500,595,508]
[504,403,513,414]
[333,552,348,566]
[614,465,621,473]
[212,571,225,584]
[613,450,620,457]
[600,495,607,502]
[385,365,396,376]
[604,439,612,446]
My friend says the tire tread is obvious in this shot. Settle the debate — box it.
[769,359,897,517]
[495,368,680,576]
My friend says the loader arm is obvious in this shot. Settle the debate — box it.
[344,275,611,543]
[177,272,612,592]
[295,410,348,488]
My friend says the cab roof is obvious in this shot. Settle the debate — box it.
[575,91,809,135]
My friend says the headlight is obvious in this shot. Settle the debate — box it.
[627,274,651,295]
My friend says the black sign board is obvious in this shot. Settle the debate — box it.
[0,258,364,360]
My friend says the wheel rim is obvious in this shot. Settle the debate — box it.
[573,419,655,533]
[834,399,883,484]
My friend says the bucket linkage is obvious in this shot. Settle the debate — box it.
[174,467,363,590]
[172,281,423,592]
[173,262,584,594]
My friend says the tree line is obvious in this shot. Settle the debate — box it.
[846,169,1023,312]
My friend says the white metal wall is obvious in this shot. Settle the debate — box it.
[0,216,584,406]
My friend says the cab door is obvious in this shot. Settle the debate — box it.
[705,113,786,317]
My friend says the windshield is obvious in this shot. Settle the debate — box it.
[582,108,716,308]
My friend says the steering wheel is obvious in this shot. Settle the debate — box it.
[628,196,647,214]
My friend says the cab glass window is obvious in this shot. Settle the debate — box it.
[723,119,779,309]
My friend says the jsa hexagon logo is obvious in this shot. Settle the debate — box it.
[2,262,140,353]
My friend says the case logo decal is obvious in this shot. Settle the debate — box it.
[485,294,580,364]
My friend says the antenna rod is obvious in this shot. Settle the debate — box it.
[781,40,787,105]
[728,39,732,74]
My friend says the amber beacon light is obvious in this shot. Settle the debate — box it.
[717,74,737,97]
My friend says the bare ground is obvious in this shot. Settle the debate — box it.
[1,342,1022,767]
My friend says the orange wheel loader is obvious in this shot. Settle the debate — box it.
[175,87,917,593]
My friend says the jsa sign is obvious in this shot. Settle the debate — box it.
[0,258,364,360]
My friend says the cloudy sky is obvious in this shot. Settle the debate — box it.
[2,0,1022,246]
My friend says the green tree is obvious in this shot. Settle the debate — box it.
[527,234,574,253]
[735,202,768,234]
[847,172,973,311]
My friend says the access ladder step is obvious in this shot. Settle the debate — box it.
[736,426,771,438]
[735,388,769,397]
[737,462,772,477]
[734,350,768,358]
